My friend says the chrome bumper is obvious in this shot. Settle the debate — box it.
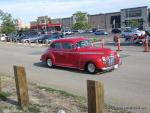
[101,64,118,70]
[102,60,122,71]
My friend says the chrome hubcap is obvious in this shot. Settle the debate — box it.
[47,59,52,67]
[88,63,95,73]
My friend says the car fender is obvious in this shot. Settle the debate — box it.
[78,56,101,70]
[46,52,56,64]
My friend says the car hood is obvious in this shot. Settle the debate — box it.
[77,47,113,55]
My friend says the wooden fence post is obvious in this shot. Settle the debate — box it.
[13,65,29,108]
[87,80,104,113]
[0,76,1,92]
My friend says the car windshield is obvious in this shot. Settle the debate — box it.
[76,40,92,48]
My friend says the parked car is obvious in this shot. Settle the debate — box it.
[40,37,121,74]
[95,30,108,35]
[6,33,18,42]
[63,30,73,35]
[121,29,145,38]
[78,30,86,34]
[20,34,42,43]
[43,34,60,44]
[37,35,49,43]
[112,29,121,33]
[0,34,7,41]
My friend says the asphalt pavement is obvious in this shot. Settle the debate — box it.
[0,40,150,113]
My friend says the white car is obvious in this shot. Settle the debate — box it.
[121,29,145,38]
[63,30,73,35]
[0,34,7,41]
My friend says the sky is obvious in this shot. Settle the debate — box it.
[0,0,150,24]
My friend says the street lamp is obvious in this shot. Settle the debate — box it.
[42,1,48,34]
[44,16,47,34]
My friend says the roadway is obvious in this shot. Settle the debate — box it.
[0,42,150,113]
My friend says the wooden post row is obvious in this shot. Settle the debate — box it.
[13,65,29,108]
[87,80,104,113]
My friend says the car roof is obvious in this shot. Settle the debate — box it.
[52,37,89,43]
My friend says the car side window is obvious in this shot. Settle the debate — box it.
[62,43,72,50]
[51,42,61,49]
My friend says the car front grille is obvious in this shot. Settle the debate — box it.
[106,55,116,66]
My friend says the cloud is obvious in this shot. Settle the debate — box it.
[0,0,150,23]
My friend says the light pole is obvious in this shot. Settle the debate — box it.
[44,16,47,34]
[42,1,47,34]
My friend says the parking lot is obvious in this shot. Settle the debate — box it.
[0,34,150,113]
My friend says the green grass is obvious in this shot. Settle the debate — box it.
[0,91,12,101]
[105,104,135,113]
[38,85,85,102]
[28,104,40,113]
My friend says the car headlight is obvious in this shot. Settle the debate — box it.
[102,57,106,62]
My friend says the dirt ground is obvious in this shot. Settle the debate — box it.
[0,74,133,113]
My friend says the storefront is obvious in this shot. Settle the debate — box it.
[121,6,149,29]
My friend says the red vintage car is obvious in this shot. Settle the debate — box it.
[40,37,121,74]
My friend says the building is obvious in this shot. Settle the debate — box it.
[14,18,23,30]
[105,12,121,32]
[62,17,73,29]
[32,6,150,32]
[37,16,51,25]
[88,14,105,29]
[121,6,149,29]
[30,16,63,33]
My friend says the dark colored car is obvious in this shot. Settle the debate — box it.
[37,35,49,43]
[20,34,43,43]
[95,30,108,35]
[112,29,121,33]
[38,33,62,44]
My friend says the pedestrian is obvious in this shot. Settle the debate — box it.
[113,33,119,45]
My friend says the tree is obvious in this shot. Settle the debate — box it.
[0,12,16,34]
[72,11,90,30]
[130,20,140,28]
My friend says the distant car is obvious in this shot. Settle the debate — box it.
[63,30,73,35]
[112,29,121,33]
[37,35,49,43]
[78,30,86,34]
[40,37,121,74]
[6,33,18,42]
[21,34,42,43]
[0,34,7,41]
[95,30,108,35]
[42,34,61,44]
[121,29,145,38]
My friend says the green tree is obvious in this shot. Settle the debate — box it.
[130,20,140,28]
[0,12,16,34]
[72,11,90,30]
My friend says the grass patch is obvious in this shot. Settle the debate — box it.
[38,86,85,102]
[28,104,40,113]
[0,91,11,101]
[105,104,135,113]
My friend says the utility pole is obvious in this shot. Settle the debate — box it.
[44,16,47,34]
